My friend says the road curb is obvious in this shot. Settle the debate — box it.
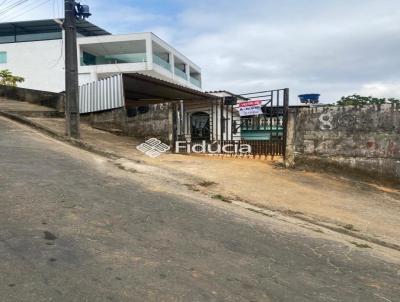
[2,110,400,253]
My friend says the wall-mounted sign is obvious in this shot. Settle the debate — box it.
[238,100,263,117]
[224,96,238,105]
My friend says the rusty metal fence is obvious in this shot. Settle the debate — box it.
[185,140,285,158]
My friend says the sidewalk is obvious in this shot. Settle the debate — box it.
[1,98,399,249]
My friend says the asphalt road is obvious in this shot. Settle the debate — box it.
[0,117,399,302]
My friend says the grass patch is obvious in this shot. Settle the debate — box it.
[246,208,274,217]
[343,224,358,231]
[350,241,371,249]
[198,181,217,187]
[211,194,232,203]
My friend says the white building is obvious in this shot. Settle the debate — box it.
[0,19,202,93]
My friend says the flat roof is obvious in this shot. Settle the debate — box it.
[0,19,110,37]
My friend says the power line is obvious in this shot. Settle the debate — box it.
[0,0,31,18]
[0,0,14,8]
[1,0,51,21]
[0,0,33,20]
[0,0,29,15]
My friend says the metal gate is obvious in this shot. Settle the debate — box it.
[174,88,289,158]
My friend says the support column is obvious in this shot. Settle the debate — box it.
[145,35,153,69]
[284,109,297,168]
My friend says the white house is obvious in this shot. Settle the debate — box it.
[0,19,202,93]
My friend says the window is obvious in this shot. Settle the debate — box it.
[0,52,7,64]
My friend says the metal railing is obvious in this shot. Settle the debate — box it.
[182,140,285,158]
[153,54,172,71]
[190,77,201,88]
[174,67,188,80]
[81,53,147,66]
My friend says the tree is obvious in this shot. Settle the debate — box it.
[337,94,400,106]
[0,69,24,87]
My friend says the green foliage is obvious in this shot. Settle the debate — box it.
[337,94,400,106]
[0,69,24,87]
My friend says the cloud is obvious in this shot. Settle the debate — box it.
[165,0,400,102]
[3,0,399,103]
[360,82,400,98]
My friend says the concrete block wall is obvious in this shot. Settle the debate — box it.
[288,104,400,182]
[124,103,171,142]
[0,85,65,112]
[87,108,126,132]
[87,103,173,143]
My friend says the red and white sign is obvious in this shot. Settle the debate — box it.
[238,100,263,116]
[239,100,262,108]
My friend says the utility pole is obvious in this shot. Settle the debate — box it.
[64,0,80,138]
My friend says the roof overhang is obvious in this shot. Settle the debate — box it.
[0,19,110,37]
[122,73,218,104]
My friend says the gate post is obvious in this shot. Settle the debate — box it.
[169,101,178,151]
[284,108,296,167]
[282,88,290,158]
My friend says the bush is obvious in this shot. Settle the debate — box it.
[337,94,400,106]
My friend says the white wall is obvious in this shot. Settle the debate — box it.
[0,32,202,93]
[0,39,65,92]
[182,101,240,141]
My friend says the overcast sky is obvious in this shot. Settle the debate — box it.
[1,0,399,103]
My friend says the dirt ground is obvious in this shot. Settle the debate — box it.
[23,116,400,250]
[2,116,400,302]
[0,97,398,249]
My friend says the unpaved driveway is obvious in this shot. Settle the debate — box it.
[25,116,400,249]
[1,112,400,302]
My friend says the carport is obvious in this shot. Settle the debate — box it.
[79,73,289,157]
[79,73,221,144]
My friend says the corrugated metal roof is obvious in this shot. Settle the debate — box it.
[123,73,218,102]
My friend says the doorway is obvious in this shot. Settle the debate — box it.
[191,112,210,141]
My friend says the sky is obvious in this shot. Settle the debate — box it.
[1,0,399,103]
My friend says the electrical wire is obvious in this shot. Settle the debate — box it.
[0,0,34,20]
[0,0,14,8]
[0,0,31,18]
[1,0,51,21]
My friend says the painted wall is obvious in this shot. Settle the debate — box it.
[290,104,400,181]
[181,101,240,141]
[0,32,202,93]
[0,39,65,92]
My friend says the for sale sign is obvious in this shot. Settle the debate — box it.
[238,100,263,117]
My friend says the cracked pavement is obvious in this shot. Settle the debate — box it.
[0,117,399,302]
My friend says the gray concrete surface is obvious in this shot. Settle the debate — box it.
[0,117,399,302]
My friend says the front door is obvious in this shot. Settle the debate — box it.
[191,112,210,141]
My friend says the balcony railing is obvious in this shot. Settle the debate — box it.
[153,54,172,71]
[190,77,201,88]
[81,52,147,66]
[174,67,188,80]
